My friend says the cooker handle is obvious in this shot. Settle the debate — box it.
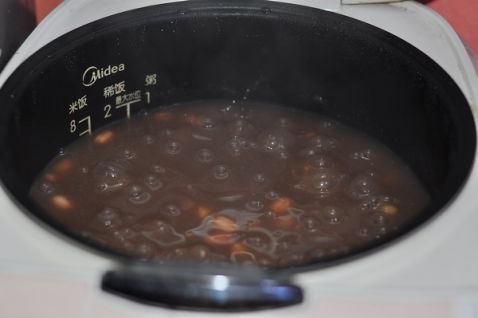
[101,263,303,311]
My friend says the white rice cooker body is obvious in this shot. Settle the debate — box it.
[0,0,478,314]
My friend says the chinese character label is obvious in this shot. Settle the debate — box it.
[68,95,87,114]
[104,85,115,98]
[115,90,142,105]
[115,81,126,94]
[69,101,78,114]
[78,95,87,109]
[104,81,126,99]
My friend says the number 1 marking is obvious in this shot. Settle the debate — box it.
[145,91,151,104]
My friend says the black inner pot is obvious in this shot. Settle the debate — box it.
[0,0,475,311]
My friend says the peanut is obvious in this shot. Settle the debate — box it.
[54,159,73,173]
[154,112,174,122]
[94,130,114,145]
[275,216,297,229]
[231,243,247,253]
[51,195,73,211]
[212,216,238,232]
[204,233,239,245]
[271,197,292,215]
[303,164,313,172]
[45,174,58,182]
[303,132,316,139]
[382,204,398,216]
[197,206,210,219]
[184,114,202,127]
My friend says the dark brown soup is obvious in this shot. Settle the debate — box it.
[30,100,429,267]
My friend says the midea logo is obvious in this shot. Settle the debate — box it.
[82,63,125,87]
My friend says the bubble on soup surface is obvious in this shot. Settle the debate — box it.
[312,172,337,194]
[357,227,370,238]
[372,213,386,226]
[245,200,264,211]
[142,221,185,247]
[93,161,129,193]
[151,166,184,183]
[57,148,66,156]
[161,204,182,217]
[135,243,156,258]
[213,164,230,180]
[300,146,318,157]
[201,117,216,130]
[302,216,320,233]
[128,185,152,205]
[243,229,277,254]
[309,154,336,170]
[231,251,257,265]
[275,234,300,253]
[228,119,255,137]
[244,236,267,250]
[277,150,289,159]
[190,245,210,260]
[352,148,374,161]
[113,228,138,242]
[360,195,399,215]
[226,136,251,156]
[151,164,166,174]
[347,174,379,199]
[120,148,136,160]
[300,169,345,196]
[165,141,182,155]
[376,226,388,237]
[320,120,333,129]
[144,174,163,191]
[323,206,345,225]
[308,135,339,151]
[265,191,279,200]
[253,173,266,184]
[38,182,55,195]
[160,129,174,138]
[195,148,214,163]
[141,134,155,145]
[226,139,242,157]
[95,207,123,229]
[259,130,294,153]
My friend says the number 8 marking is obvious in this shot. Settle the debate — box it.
[69,120,77,133]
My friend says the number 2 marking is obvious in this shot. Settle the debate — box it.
[104,104,112,118]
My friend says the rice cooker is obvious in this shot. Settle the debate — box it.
[1,0,478,317]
